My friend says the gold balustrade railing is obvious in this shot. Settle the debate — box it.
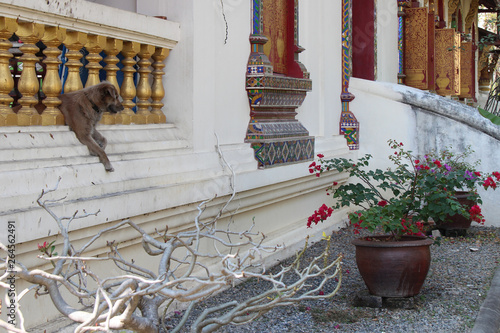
[0,18,169,127]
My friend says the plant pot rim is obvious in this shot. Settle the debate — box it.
[351,234,434,248]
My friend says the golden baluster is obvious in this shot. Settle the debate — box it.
[0,17,17,126]
[41,26,66,126]
[151,47,169,124]
[85,34,106,88]
[102,38,123,125]
[117,41,139,125]
[16,21,44,126]
[133,44,154,124]
[63,31,86,93]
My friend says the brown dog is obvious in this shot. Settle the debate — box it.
[59,82,124,172]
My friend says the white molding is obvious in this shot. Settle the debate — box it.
[0,0,180,49]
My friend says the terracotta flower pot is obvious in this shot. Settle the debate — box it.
[435,190,474,231]
[351,235,434,298]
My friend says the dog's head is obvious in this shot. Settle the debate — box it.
[101,83,124,114]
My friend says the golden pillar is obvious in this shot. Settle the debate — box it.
[41,26,66,126]
[117,41,139,125]
[0,18,17,126]
[85,34,106,87]
[102,38,123,125]
[16,21,44,126]
[63,31,86,93]
[134,44,154,124]
[151,47,169,124]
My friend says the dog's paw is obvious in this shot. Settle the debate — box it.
[105,164,114,172]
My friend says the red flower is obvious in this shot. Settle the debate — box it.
[377,200,388,207]
[415,160,420,164]
[317,153,324,158]
[38,241,48,251]
[483,177,497,189]
[433,160,442,168]
[469,205,485,224]
[493,171,500,181]
[415,221,424,232]
[333,181,338,186]
[307,204,334,227]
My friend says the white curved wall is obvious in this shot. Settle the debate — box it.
[350,78,500,226]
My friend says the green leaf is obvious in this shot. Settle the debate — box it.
[478,107,500,125]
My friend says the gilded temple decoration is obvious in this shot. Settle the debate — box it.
[0,4,175,128]
[435,29,461,96]
[102,38,123,125]
[118,41,140,125]
[448,0,460,26]
[135,44,155,124]
[478,45,495,93]
[245,0,313,168]
[16,21,44,126]
[465,0,479,32]
[151,47,169,124]
[85,34,106,88]
[41,26,66,126]
[459,41,474,99]
[63,31,86,94]
[262,0,289,75]
[404,8,430,90]
[0,17,17,126]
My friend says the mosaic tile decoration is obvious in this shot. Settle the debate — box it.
[340,0,359,150]
[251,136,315,169]
[246,0,314,167]
[247,120,310,140]
[397,1,409,83]
[247,89,307,108]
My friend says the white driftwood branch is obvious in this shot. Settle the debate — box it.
[0,141,342,333]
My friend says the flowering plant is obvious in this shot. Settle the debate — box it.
[307,140,500,240]
[37,240,58,257]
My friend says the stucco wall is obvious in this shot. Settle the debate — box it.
[0,1,355,329]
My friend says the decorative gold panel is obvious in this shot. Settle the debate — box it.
[404,8,429,90]
[459,42,473,99]
[435,29,460,96]
[262,0,289,75]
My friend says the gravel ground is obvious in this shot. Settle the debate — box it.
[167,225,500,333]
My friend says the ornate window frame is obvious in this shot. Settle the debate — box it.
[245,0,314,168]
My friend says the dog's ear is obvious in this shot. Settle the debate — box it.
[102,84,115,97]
